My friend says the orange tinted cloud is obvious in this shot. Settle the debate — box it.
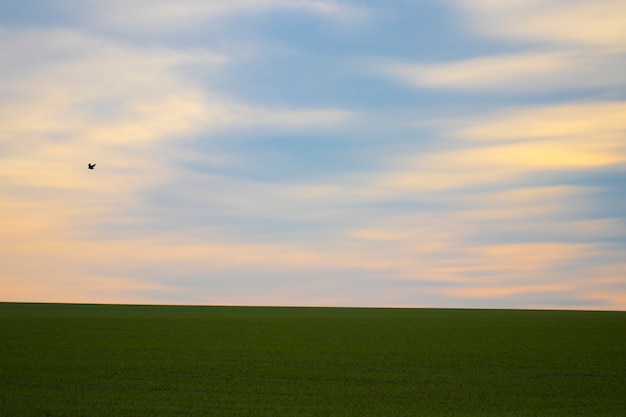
[458,0,626,50]
[457,102,626,141]
[374,101,626,193]
[445,284,569,299]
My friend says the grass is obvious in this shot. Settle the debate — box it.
[1,303,625,416]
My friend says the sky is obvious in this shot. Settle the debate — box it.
[1,0,625,310]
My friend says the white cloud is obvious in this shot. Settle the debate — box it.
[381,50,626,93]
[69,0,364,31]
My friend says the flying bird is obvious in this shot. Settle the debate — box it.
[88,163,96,169]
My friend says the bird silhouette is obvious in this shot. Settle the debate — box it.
[88,163,96,169]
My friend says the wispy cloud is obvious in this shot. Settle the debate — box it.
[456,101,626,141]
[378,0,626,93]
[0,28,354,190]
[456,0,626,51]
[380,51,626,93]
[2,0,624,309]
[68,0,364,31]
[371,101,626,195]
[0,26,359,305]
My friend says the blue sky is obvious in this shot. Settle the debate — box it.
[2,0,625,309]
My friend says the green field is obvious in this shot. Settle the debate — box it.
[1,303,625,416]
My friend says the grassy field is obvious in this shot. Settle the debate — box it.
[1,303,625,416]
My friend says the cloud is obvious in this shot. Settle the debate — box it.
[457,101,626,141]
[337,209,625,308]
[430,139,623,170]
[1,223,427,305]
[0,27,360,305]
[325,97,626,309]
[2,1,624,310]
[442,256,626,310]
[380,51,626,93]
[376,0,626,94]
[372,101,626,194]
[444,284,569,299]
[69,0,363,31]
[456,186,589,220]
[0,29,226,144]
[456,0,626,51]
[0,28,354,193]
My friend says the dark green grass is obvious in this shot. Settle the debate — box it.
[1,303,625,416]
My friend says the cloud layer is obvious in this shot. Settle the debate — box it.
[1,0,625,310]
